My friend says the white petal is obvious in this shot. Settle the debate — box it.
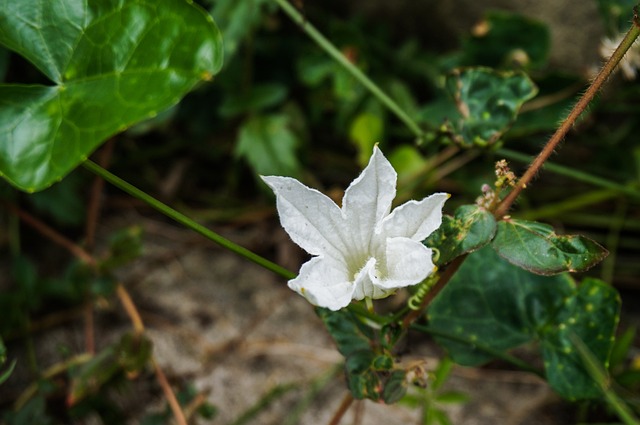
[381,193,449,241]
[342,146,397,246]
[350,257,395,300]
[262,176,349,259]
[288,256,354,310]
[375,237,434,290]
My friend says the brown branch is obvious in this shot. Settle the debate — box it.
[494,21,640,219]
[327,392,354,425]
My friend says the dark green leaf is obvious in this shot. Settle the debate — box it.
[3,396,54,425]
[424,204,496,266]
[428,247,620,399]
[210,0,271,60]
[441,68,537,148]
[69,333,152,404]
[235,113,301,177]
[0,337,15,385]
[99,226,144,271]
[317,308,372,358]
[461,11,550,69]
[542,278,620,399]
[0,0,223,191]
[609,325,635,371]
[492,219,608,275]
[595,0,638,34]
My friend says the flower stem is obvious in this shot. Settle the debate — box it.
[272,0,425,141]
[494,18,640,219]
[82,160,296,280]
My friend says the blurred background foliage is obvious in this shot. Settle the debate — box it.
[2,0,640,423]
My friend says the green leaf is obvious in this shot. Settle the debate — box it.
[492,219,608,275]
[318,308,407,403]
[219,82,288,118]
[595,0,639,34]
[441,67,537,148]
[235,113,301,177]
[428,247,620,400]
[542,278,621,399]
[424,205,497,266]
[0,337,16,385]
[210,0,271,60]
[317,308,372,358]
[461,11,550,69]
[69,333,152,404]
[349,112,384,167]
[0,0,223,192]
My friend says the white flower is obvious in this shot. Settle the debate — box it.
[262,146,449,311]
[599,34,640,80]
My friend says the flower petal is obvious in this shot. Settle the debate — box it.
[351,257,388,300]
[342,146,397,246]
[381,193,449,241]
[262,176,349,259]
[375,237,434,290]
[288,256,354,310]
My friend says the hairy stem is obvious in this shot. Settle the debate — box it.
[272,0,425,141]
[494,20,640,218]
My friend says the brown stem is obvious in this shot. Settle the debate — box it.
[5,203,188,425]
[4,203,97,268]
[401,254,467,329]
[115,283,145,336]
[494,21,640,219]
[152,357,188,425]
[327,392,354,425]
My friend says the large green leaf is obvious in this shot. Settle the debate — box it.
[442,67,537,148]
[492,219,608,275]
[0,0,223,192]
[428,247,620,400]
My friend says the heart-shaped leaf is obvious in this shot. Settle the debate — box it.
[442,67,537,148]
[492,219,608,275]
[0,0,223,192]
[428,247,620,400]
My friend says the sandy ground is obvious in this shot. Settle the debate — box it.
[2,213,575,424]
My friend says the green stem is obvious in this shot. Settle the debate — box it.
[517,189,620,221]
[272,0,425,141]
[82,160,295,280]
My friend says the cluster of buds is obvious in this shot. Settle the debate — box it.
[476,159,517,210]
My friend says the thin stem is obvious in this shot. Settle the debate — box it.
[494,21,640,218]
[4,203,97,267]
[272,0,425,141]
[82,160,296,280]
[115,283,145,336]
[152,357,188,425]
[327,392,355,425]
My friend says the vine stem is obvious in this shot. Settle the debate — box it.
[272,0,425,141]
[494,17,640,219]
[82,160,296,281]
